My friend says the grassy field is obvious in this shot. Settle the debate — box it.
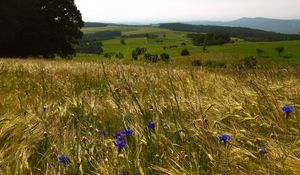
[0,59,300,174]
[81,25,176,35]
[80,26,300,65]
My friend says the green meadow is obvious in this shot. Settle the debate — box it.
[81,26,300,65]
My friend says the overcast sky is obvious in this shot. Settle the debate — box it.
[74,0,300,23]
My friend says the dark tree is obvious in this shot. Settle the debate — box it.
[256,48,265,56]
[116,52,124,59]
[160,53,170,62]
[181,49,190,56]
[242,56,257,69]
[144,53,158,63]
[0,0,84,58]
[192,59,202,66]
[275,47,284,56]
[104,52,115,59]
[132,50,138,60]
[132,48,147,60]
[202,42,208,53]
[120,39,126,45]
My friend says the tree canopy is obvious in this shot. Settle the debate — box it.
[187,33,231,46]
[0,0,84,58]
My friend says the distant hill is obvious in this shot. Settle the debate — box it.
[188,17,300,34]
[159,23,300,42]
[84,22,110,27]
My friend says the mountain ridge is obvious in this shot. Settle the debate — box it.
[187,17,300,34]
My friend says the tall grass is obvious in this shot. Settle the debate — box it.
[0,59,299,175]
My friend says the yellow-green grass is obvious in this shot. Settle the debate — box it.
[0,58,300,174]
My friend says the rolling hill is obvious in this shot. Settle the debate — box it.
[159,23,300,41]
[188,17,300,34]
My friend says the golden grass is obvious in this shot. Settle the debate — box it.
[0,59,299,175]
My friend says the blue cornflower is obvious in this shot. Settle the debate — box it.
[119,130,127,135]
[100,130,108,136]
[115,129,134,140]
[121,172,127,175]
[115,130,127,140]
[147,122,156,129]
[125,129,134,135]
[58,155,71,164]
[114,140,126,149]
[282,106,293,114]
[218,135,231,143]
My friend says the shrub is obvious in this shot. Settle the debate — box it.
[204,60,214,67]
[116,52,124,59]
[202,44,208,53]
[256,48,265,56]
[132,48,147,60]
[160,53,170,62]
[191,59,202,66]
[202,60,226,68]
[181,49,190,56]
[144,53,159,63]
[242,56,257,69]
[275,47,284,56]
[103,52,116,59]
[132,50,138,60]
[120,39,126,45]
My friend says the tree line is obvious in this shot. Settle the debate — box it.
[82,31,122,41]
[160,23,300,42]
[187,33,232,46]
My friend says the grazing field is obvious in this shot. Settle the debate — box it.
[0,59,299,174]
[81,26,300,65]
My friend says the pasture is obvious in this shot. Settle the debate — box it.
[0,59,299,174]
[80,26,300,65]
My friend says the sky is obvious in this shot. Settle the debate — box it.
[74,0,300,23]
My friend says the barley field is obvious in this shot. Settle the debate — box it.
[0,59,299,175]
